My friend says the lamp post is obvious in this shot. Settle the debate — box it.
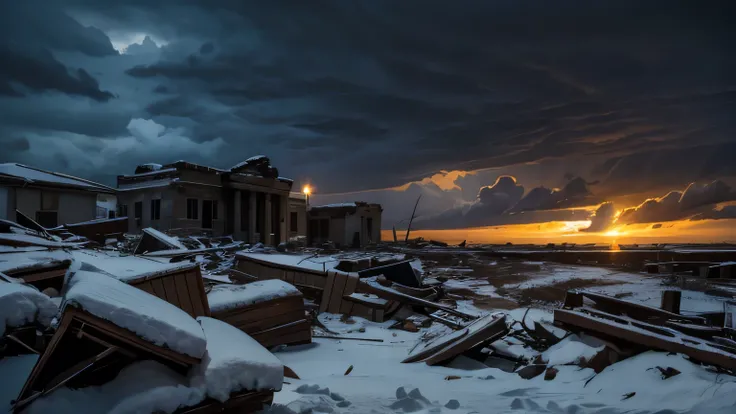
[303,185,311,207]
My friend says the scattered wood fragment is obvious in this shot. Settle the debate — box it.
[313,335,384,343]
[344,365,354,376]
[283,366,300,379]
[554,309,736,370]
[359,279,476,320]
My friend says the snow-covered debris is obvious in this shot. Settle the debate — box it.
[71,249,193,284]
[207,280,300,313]
[63,271,207,359]
[25,360,205,414]
[142,228,186,250]
[193,317,283,401]
[0,249,72,274]
[541,334,605,366]
[0,282,57,336]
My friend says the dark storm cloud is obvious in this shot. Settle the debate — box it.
[64,0,731,194]
[581,202,616,233]
[412,175,598,229]
[512,177,600,212]
[617,180,736,225]
[691,205,736,221]
[0,45,114,101]
[1,0,735,205]
[0,2,117,57]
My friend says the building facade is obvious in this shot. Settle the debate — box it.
[0,163,115,227]
[307,202,382,248]
[288,193,308,241]
[116,156,298,245]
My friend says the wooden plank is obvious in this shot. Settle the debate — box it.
[195,268,211,317]
[360,280,476,320]
[211,295,303,320]
[215,300,303,327]
[175,274,196,317]
[327,271,349,314]
[17,269,67,283]
[136,281,155,295]
[424,315,507,365]
[150,278,167,300]
[185,271,207,318]
[402,327,470,364]
[319,271,336,313]
[236,309,306,333]
[581,291,703,325]
[16,311,75,403]
[349,303,374,321]
[73,309,200,365]
[161,275,181,307]
[339,273,361,314]
[554,309,736,370]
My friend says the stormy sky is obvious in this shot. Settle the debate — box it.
[1,0,735,231]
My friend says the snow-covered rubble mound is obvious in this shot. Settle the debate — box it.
[192,316,284,401]
[63,270,207,359]
[0,281,57,336]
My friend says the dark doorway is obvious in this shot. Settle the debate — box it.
[255,193,265,242]
[202,200,213,229]
[271,194,281,244]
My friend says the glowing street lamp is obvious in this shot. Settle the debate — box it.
[303,185,311,206]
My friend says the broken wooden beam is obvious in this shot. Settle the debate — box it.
[554,309,736,371]
[661,290,682,314]
[577,291,705,325]
[359,279,476,320]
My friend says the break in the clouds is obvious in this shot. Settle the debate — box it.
[0,0,735,229]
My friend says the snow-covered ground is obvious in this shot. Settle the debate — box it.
[268,313,736,414]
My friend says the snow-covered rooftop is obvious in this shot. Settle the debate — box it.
[311,202,358,209]
[0,163,114,193]
[0,282,58,336]
[117,178,178,191]
[63,271,207,358]
[207,280,301,313]
[70,250,193,284]
[230,155,267,171]
[119,168,178,179]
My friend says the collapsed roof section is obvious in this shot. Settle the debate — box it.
[0,163,115,194]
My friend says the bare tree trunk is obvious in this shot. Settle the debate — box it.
[404,195,422,243]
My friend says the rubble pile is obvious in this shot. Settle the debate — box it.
[1,218,736,413]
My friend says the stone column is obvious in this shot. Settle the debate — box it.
[249,191,257,244]
[233,190,242,241]
[264,193,272,246]
[280,195,288,243]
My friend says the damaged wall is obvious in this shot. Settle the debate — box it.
[14,188,97,226]
[288,197,307,239]
[0,186,8,220]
